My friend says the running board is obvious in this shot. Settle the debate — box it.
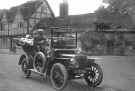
[54,48,77,51]
[75,74,84,78]
[29,69,44,76]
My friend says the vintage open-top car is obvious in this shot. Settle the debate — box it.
[15,28,103,90]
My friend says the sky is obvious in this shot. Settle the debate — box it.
[0,0,108,16]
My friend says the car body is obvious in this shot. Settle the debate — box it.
[16,28,103,90]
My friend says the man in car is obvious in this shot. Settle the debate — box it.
[33,29,49,54]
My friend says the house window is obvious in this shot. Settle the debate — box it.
[0,23,2,31]
[18,22,23,28]
[1,24,5,31]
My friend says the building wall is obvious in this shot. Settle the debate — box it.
[0,37,10,49]
[11,11,27,35]
[29,1,53,31]
[0,0,54,49]
[0,13,8,31]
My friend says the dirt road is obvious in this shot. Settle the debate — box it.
[0,54,135,91]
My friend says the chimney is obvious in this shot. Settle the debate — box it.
[60,0,68,17]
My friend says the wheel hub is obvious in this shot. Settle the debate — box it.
[90,71,96,78]
[87,66,100,83]
[52,67,64,87]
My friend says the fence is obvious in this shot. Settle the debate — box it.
[0,17,37,50]
[0,29,27,50]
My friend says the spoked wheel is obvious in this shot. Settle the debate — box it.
[33,52,47,73]
[21,57,31,78]
[34,56,43,72]
[84,63,103,87]
[50,63,68,90]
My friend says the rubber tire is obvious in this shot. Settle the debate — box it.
[33,52,47,73]
[84,63,103,87]
[21,58,31,78]
[50,63,68,90]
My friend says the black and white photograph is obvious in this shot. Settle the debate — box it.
[0,0,135,91]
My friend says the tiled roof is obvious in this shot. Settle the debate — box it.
[2,0,43,23]
[42,0,55,18]
[4,0,54,23]
[53,13,97,28]
[35,12,135,32]
[6,7,18,23]
[96,12,134,28]
[20,0,43,20]
[0,10,8,22]
[32,17,54,30]
[0,10,4,20]
[35,13,97,30]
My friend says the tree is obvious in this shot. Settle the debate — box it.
[95,5,109,18]
[103,0,135,14]
[95,0,134,29]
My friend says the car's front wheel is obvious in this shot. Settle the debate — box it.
[50,63,68,90]
[84,63,103,87]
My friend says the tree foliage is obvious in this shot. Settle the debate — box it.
[103,0,135,14]
[95,0,135,28]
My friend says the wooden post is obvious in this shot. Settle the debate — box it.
[27,20,29,34]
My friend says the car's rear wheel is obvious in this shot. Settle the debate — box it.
[33,52,47,73]
[84,63,103,87]
[21,57,31,78]
[50,63,68,90]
